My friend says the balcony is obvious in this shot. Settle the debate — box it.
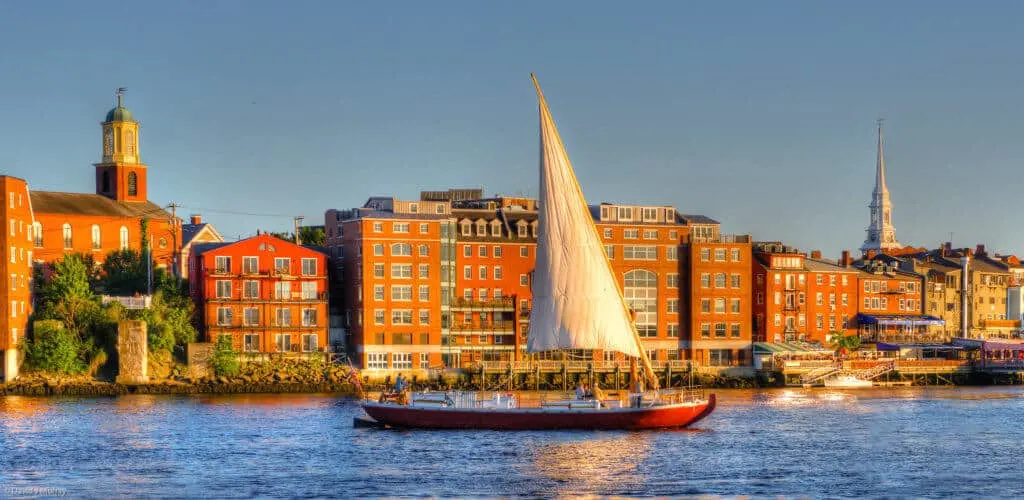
[209,292,328,303]
[451,297,515,310]
[101,295,152,310]
[451,321,515,332]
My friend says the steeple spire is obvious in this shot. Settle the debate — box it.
[875,118,887,194]
[860,118,900,254]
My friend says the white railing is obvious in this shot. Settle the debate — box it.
[101,295,152,310]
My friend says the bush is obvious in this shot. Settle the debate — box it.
[210,336,240,377]
[24,320,86,375]
[148,323,176,353]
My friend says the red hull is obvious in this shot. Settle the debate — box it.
[361,394,715,430]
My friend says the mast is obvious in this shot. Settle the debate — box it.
[529,73,660,390]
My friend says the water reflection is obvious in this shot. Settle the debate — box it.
[527,433,652,494]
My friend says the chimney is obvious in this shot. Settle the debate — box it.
[190,214,203,225]
[965,247,973,257]
[942,241,951,257]
[866,249,878,260]
[976,244,986,256]
[810,250,822,259]
[840,250,851,267]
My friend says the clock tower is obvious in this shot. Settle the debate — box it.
[95,88,147,203]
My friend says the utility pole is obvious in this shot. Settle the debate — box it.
[169,202,180,282]
[294,216,304,245]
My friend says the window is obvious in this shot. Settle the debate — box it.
[391,285,412,301]
[603,228,612,239]
[419,309,429,325]
[700,273,710,288]
[373,263,385,278]
[714,273,727,288]
[62,223,72,248]
[127,172,138,196]
[32,222,43,247]
[479,246,488,257]
[667,273,679,287]
[374,309,385,325]
[665,246,679,260]
[373,284,385,301]
[816,274,824,285]
[520,274,528,286]
[730,324,741,338]
[391,243,412,256]
[461,222,471,236]
[275,334,292,352]
[479,266,488,280]
[701,299,711,313]
[301,334,318,352]
[493,266,503,280]
[494,246,502,257]
[301,258,317,276]
[667,299,679,313]
[624,270,657,337]
[624,229,638,240]
[517,222,527,237]
[418,264,429,279]
[217,307,233,326]
[476,222,486,236]
[297,281,315,300]
[420,353,430,369]
[464,265,472,280]
[419,285,429,301]
[393,222,409,233]
[642,207,658,221]
[302,308,318,327]
[617,207,633,221]
[774,314,781,327]
[463,245,472,257]
[730,274,741,288]
[215,256,231,273]
[216,280,232,299]
[275,308,292,326]
[242,281,259,299]
[419,223,429,234]
[731,298,741,314]
[478,289,488,300]
[730,249,741,262]
[700,323,711,338]
[493,288,502,299]
[274,282,291,300]
[418,245,429,257]
[520,246,528,257]
[373,244,384,256]
[118,225,128,250]
[391,310,413,325]
[242,256,258,274]
[274,257,291,274]
[623,246,657,260]
[605,245,615,258]
[392,353,413,370]
[842,275,848,286]
[391,264,412,279]
[367,353,387,369]
[714,298,726,314]
[700,249,710,262]
[91,225,101,249]
[667,324,679,338]
[714,323,726,338]
[714,249,726,261]
[244,334,259,352]
[643,229,658,240]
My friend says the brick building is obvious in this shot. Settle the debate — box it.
[189,234,328,353]
[326,197,452,370]
[0,177,33,381]
[686,234,753,365]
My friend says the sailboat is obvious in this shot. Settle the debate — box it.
[359,74,716,430]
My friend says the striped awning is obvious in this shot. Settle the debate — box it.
[753,342,830,354]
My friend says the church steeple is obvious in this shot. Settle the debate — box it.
[861,119,900,254]
[95,88,147,203]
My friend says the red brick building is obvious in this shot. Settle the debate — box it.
[189,234,328,353]
[854,256,928,343]
[685,234,753,366]
[0,177,33,381]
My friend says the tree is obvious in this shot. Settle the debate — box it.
[829,331,861,353]
[210,336,240,377]
[23,320,85,374]
[100,249,147,295]
[299,226,326,247]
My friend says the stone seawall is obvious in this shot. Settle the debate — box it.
[0,380,360,397]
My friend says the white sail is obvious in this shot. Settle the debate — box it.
[526,75,643,359]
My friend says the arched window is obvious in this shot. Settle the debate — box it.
[418,244,429,257]
[101,171,110,193]
[126,130,136,155]
[62,223,72,249]
[91,225,101,250]
[119,226,129,250]
[390,243,412,256]
[32,222,42,247]
[127,172,138,196]
[624,269,658,337]
[372,244,384,256]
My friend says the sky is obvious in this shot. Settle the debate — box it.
[1,1,1023,257]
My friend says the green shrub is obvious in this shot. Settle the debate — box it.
[24,320,86,375]
[210,336,240,377]
[148,323,176,352]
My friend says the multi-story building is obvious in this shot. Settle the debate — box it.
[326,197,452,370]
[686,234,753,366]
[25,91,180,271]
[854,256,931,343]
[897,251,963,339]
[189,234,328,353]
[179,214,224,279]
[450,196,537,366]
[1,177,33,382]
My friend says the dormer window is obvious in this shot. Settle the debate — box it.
[461,221,471,236]
[408,203,418,213]
[600,206,610,220]
[642,207,658,222]
[517,221,527,238]
[617,207,633,221]
[476,221,486,236]
[490,220,502,237]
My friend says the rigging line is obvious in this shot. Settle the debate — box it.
[175,206,302,218]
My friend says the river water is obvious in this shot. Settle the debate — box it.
[1,387,1022,498]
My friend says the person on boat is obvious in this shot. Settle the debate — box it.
[575,383,585,400]
[394,373,406,393]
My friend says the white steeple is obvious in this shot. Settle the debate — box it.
[860,119,900,254]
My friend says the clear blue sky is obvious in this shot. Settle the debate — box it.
[1,1,1022,257]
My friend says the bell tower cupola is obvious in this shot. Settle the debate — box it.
[95,88,147,203]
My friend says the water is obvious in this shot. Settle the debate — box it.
[2,387,1023,498]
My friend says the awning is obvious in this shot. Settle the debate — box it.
[856,314,946,327]
[872,342,901,352]
[753,342,830,355]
